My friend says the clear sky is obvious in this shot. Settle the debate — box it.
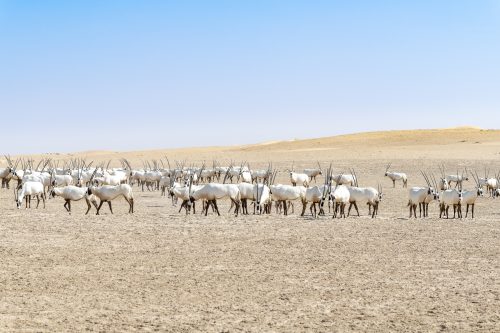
[1,1,499,154]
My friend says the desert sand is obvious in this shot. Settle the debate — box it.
[1,127,500,332]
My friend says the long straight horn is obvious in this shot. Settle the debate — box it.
[35,159,42,171]
[272,170,279,185]
[222,167,230,184]
[385,162,392,172]
[474,171,481,187]
[420,171,429,187]
[165,156,171,171]
[256,180,260,206]
[352,168,359,187]
[431,174,439,189]
[41,159,50,172]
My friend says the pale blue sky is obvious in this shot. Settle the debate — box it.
[1,1,499,154]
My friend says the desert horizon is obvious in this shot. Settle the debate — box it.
[5,126,500,164]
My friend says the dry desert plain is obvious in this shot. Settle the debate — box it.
[1,127,500,332]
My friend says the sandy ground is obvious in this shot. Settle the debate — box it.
[1,128,500,332]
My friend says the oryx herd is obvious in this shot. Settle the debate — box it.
[1,156,133,215]
[1,155,498,219]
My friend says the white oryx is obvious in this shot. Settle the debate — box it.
[189,183,241,216]
[445,168,469,189]
[384,163,408,188]
[301,165,332,218]
[346,172,383,218]
[461,172,483,218]
[303,184,330,218]
[407,172,438,218]
[330,184,350,218]
[87,183,134,215]
[51,172,74,187]
[237,182,256,215]
[330,173,356,186]
[169,182,203,214]
[15,181,45,209]
[250,168,272,184]
[250,183,272,215]
[0,167,11,188]
[438,165,450,191]
[439,189,462,219]
[476,169,498,196]
[287,162,310,187]
[49,185,98,214]
[303,162,323,183]
[289,171,309,187]
[269,184,306,216]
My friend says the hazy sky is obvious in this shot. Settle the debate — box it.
[1,1,499,154]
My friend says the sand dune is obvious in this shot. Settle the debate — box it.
[5,127,500,167]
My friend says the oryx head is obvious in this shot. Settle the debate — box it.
[384,162,392,177]
[316,161,323,176]
[439,177,449,190]
[471,171,483,197]
[422,171,438,200]
[377,184,383,201]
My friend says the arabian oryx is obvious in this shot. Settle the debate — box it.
[407,172,438,218]
[303,162,323,183]
[384,163,407,188]
[15,181,46,209]
[445,168,469,189]
[461,172,484,218]
[346,169,383,218]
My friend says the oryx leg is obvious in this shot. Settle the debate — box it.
[128,198,134,213]
[64,200,70,212]
[204,200,210,216]
[353,202,360,216]
[231,198,240,217]
[96,200,104,215]
[213,200,221,216]
[371,203,377,218]
[301,202,307,216]
[347,202,353,217]
[179,200,187,213]
[85,198,92,215]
